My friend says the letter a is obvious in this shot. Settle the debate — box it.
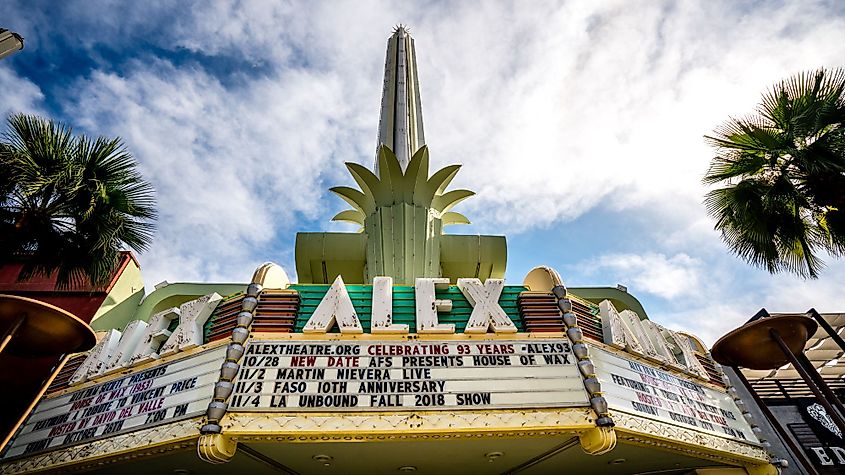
[303,275,363,333]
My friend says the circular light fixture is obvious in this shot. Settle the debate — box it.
[313,454,333,467]
[608,458,626,465]
[485,451,504,462]
[398,466,417,472]
[173,470,191,475]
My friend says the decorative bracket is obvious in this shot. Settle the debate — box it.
[197,434,238,464]
[579,427,617,455]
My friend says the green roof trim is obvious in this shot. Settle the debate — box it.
[135,282,247,323]
[568,287,649,320]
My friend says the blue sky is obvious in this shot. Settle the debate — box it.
[2,0,845,343]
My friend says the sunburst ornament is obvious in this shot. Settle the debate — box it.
[331,145,473,227]
[329,145,475,283]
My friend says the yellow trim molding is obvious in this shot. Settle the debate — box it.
[222,407,596,441]
[197,434,238,464]
[0,417,202,474]
[612,412,770,465]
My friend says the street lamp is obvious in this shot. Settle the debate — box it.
[712,312,845,475]
[0,294,96,452]
[0,28,24,61]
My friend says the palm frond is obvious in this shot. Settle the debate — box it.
[704,68,845,278]
[702,152,767,184]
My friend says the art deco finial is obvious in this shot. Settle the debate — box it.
[376,24,423,173]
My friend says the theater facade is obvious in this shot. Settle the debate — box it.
[0,27,777,475]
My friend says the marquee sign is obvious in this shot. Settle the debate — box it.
[598,300,709,381]
[591,346,756,443]
[228,339,588,411]
[69,293,223,386]
[2,346,226,459]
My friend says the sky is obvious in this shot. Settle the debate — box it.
[2,0,844,344]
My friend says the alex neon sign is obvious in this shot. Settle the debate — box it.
[301,276,517,335]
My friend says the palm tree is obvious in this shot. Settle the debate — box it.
[0,113,156,288]
[703,68,845,278]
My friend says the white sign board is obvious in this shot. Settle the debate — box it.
[230,340,587,410]
[2,346,225,459]
[591,346,757,443]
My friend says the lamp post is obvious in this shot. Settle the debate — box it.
[0,295,96,451]
[0,28,24,61]
[712,314,835,475]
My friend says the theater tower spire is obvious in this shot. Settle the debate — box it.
[375,25,425,173]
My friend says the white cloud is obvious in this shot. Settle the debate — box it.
[68,60,363,287]
[7,2,845,238]
[0,66,44,118]
[587,252,703,300]
[658,260,845,346]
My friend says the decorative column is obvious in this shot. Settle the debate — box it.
[198,263,290,464]
[551,284,616,455]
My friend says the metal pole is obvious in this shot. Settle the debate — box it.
[731,366,820,475]
[771,328,845,436]
[239,443,299,474]
[0,313,26,354]
[0,353,70,452]
[501,437,580,475]
[796,352,845,421]
[808,308,845,354]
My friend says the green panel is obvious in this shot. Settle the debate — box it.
[290,284,526,333]
[295,232,367,284]
[89,289,144,331]
[440,234,507,281]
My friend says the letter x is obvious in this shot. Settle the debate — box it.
[458,278,517,334]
